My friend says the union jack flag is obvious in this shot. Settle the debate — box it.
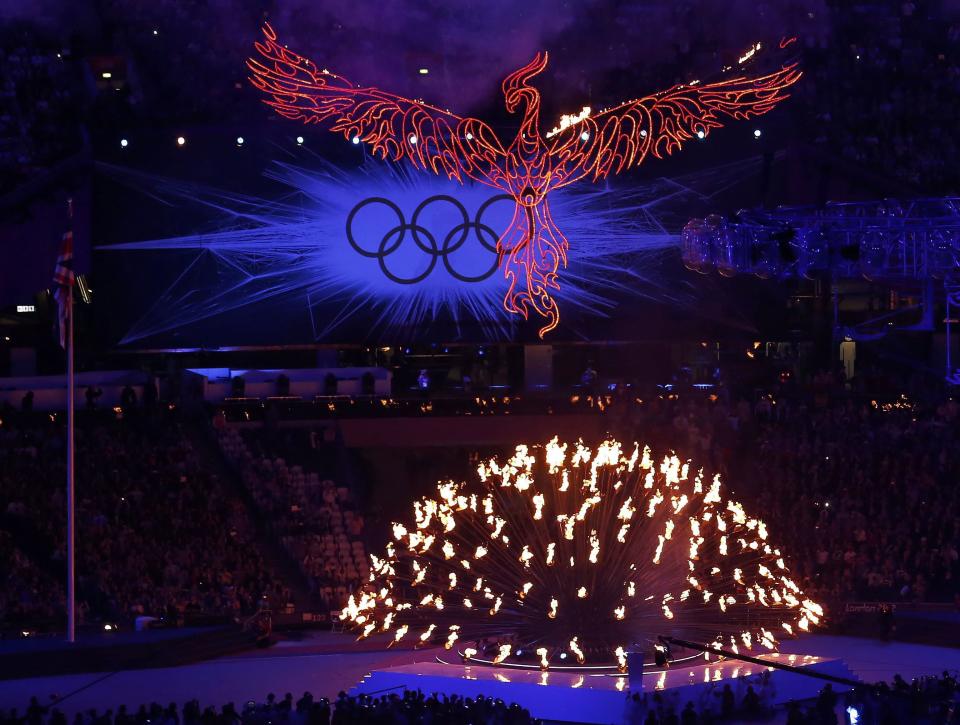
[52,230,74,348]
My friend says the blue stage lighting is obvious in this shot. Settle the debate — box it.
[98,155,766,343]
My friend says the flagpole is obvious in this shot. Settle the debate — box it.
[66,197,76,644]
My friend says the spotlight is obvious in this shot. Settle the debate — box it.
[236,136,244,146]
[696,130,705,139]
[296,135,304,145]
[409,134,418,145]
[418,68,429,75]
[753,128,762,138]
[120,138,128,148]
[351,136,360,145]
[465,132,473,141]
[101,71,112,79]
[580,131,590,142]
[176,136,186,146]
[640,129,647,137]
[152,29,158,35]
[559,652,567,660]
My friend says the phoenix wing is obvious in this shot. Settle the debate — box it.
[547,42,802,188]
[248,24,508,187]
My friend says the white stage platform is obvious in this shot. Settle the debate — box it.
[351,654,858,724]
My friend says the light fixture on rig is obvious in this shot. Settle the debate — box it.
[340,437,822,668]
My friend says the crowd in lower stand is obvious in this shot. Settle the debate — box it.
[1,691,536,725]
[749,393,960,606]
[625,671,782,724]
[3,362,960,634]
[0,530,62,629]
[0,407,288,631]
[611,364,960,609]
[836,672,960,725]
[4,671,959,724]
[216,426,367,614]
[626,672,960,723]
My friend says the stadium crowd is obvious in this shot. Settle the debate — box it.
[623,670,960,723]
[837,671,960,725]
[0,690,537,725]
[750,389,960,605]
[618,363,960,608]
[216,426,368,614]
[624,670,782,723]
[0,24,84,194]
[3,359,959,634]
[0,407,288,631]
[0,530,62,630]
[798,3,960,192]
[4,672,958,724]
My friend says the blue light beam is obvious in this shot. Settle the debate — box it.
[98,155,765,343]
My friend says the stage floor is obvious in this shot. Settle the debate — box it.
[350,653,857,723]
[0,634,957,721]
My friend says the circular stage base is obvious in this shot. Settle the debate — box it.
[436,645,706,674]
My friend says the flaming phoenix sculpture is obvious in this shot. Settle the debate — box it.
[249,28,801,336]
[340,438,822,668]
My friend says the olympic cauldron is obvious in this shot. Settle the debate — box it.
[340,438,822,670]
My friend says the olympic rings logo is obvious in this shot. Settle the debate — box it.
[345,194,512,284]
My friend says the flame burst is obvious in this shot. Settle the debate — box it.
[341,437,822,666]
